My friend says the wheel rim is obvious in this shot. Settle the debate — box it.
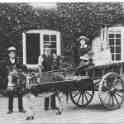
[99,72,124,110]
[70,84,94,107]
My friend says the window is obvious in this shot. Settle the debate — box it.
[109,32,121,61]
[26,33,40,64]
[43,34,57,54]
[44,35,49,41]
[51,35,56,41]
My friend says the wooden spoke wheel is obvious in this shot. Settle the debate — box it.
[99,72,124,110]
[70,84,94,107]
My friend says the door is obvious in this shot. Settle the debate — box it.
[26,33,40,64]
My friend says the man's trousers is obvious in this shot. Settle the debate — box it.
[8,89,24,111]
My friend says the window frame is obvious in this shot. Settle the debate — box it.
[108,31,121,62]
[43,34,57,54]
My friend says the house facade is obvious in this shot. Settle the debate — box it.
[92,25,124,66]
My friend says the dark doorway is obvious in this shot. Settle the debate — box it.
[26,33,40,64]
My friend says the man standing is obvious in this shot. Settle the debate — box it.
[5,46,26,114]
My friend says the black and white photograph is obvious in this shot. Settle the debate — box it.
[0,1,124,123]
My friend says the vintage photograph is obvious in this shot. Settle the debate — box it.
[0,1,123,123]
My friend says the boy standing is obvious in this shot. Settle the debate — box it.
[5,46,25,114]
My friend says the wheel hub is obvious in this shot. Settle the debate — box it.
[109,87,116,95]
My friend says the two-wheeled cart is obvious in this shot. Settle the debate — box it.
[29,62,124,110]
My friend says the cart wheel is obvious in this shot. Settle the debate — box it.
[99,72,124,110]
[70,84,94,107]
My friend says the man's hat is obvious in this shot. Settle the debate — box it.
[8,46,16,52]
[78,35,89,41]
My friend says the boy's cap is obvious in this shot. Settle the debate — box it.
[8,46,16,51]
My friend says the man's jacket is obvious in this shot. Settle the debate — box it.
[0,57,27,89]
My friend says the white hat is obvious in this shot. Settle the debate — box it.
[8,46,16,51]
[79,35,89,41]
[80,54,89,61]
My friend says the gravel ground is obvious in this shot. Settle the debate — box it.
[0,92,124,123]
